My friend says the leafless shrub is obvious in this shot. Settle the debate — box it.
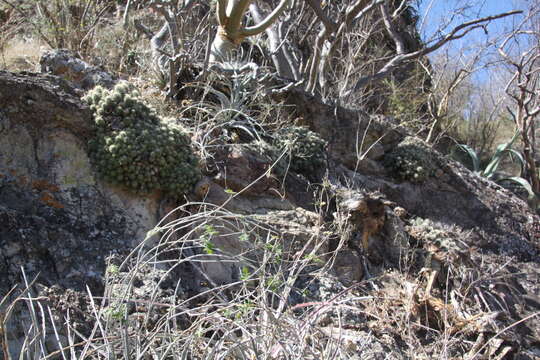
[498,3,540,196]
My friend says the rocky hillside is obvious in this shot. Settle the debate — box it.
[0,56,539,359]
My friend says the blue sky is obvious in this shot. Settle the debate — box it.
[416,0,529,84]
[418,0,526,42]
[413,0,534,122]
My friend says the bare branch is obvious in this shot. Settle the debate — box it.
[308,0,382,93]
[249,2,299,79]
[350,10,522,92]
[217,0,228,26]
[380,1,405,55]
[303,0,336,31]
[228,0,253,32]
[242,0,291,37]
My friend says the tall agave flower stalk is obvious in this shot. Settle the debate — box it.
[210,0,290,63]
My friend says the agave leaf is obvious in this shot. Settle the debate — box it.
[228,122,263,141]
[482,131,522,178]
[483,148,526,179]
[506,148,526,173]
[492,130,520,157]
[453,144,480,172]
[482,156,501,179]
[185,82,232,108]
[498,176,536,200]
[459,144,480,172]
[204,87,232,108]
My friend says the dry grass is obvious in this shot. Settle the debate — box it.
[2,202,355,359]
[2,179,537,360]
[0,37,47,72]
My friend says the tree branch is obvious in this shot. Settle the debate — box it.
[303,0,336,32]
[217,0,228,26]
[350,10,522,92]
[380,0,405,55]
[242,0,291,36]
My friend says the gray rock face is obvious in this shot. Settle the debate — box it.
[281,88,538,261]
[0,175,131,293]
[39,49,116,90]
[0,71,160,295]
[0,70,163,360]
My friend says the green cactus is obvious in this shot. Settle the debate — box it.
[409,218,466,254]
[83,82,200,197]
[383,137,438,183]
[273,126,327,175]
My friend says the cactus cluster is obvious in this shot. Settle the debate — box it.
[408,218,467,254]
[273,126,327,175]
[409,218,450,244]
[383,137,437,183]
[83,82,200,197]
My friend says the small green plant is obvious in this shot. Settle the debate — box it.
[452,131,535,200]
[235,301,255,319]
[203,224,219,236]
[265,274,283,292]
[264,242,283,264]
[106,264,120,275]
[83,82,201,197]
[300,287,311,298]
[239,232,250,242]
[103,303,128,323]
[203,239,216,254]
[303,253,324,265]
[240,266,251,281]
[383,137,437,183]
[201,224,219,254]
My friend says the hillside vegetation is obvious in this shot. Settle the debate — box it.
[0,0,539,359]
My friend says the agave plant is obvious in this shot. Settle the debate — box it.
[452,131,535,200]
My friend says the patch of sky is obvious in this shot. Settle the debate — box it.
[415,0,529,84]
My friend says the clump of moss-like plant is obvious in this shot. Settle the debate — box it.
[383,137,437,183]
[273,126,327,175]
[408,218,466,252]
[83,82,200,197]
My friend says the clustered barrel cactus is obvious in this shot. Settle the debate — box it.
[273,126,327,175]
[83,82,200,197]
[383,137,437,183]
[408,218,466,254]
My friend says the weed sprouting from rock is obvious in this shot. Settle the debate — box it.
[83,82,200,197]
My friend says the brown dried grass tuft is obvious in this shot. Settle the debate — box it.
[0,37,47,72]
